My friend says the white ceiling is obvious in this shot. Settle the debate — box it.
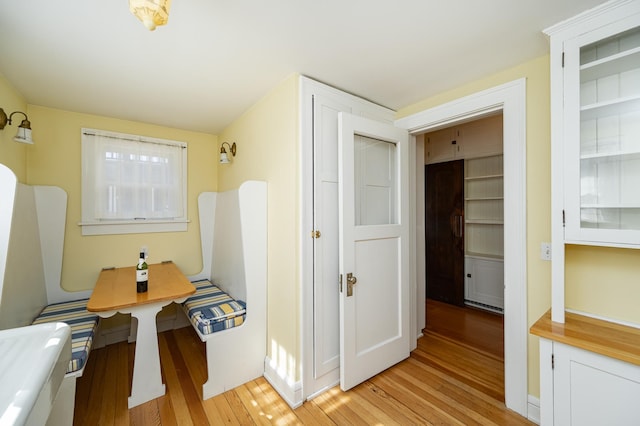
[0,0,608,134]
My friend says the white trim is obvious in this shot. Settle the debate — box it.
[528,395,541,425]
[264,356,304,408]
[395,78,528,417]
[79,219,189,236]
[543,0,637,37]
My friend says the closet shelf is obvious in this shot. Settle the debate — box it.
[466,219,504,225]
[464,174,503,181]
[465,197,503,201]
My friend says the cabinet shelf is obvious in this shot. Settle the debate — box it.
[580,46,640,82]
[466,219,504,225]
[465,197,503,201]
[465,252,504,260]
[581,95,640,121]
[465,174,503,181]
[581,204,640,209]
[580,150,640,161]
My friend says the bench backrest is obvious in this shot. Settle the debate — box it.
[0,164,90,330]
[190,181,267,308]
[0,167,48,329]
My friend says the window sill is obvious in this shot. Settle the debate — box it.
[79,219,189,236]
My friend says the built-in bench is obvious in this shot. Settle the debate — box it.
[183,280,246,335]
[0,165,96,424]
[184,182,267,400]
[32,298,99,375]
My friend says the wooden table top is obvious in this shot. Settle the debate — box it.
[87,262,195,312]
[531,309,640,367]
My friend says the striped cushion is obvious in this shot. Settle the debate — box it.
[32,299,99,374]
[183,280,246,335]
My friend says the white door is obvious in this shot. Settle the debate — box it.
[338,112,410,391]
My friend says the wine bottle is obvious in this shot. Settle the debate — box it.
[136,251,148,293]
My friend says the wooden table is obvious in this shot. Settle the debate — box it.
[87,261,195,408]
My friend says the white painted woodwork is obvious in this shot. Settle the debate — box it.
[425,127,460,163]
[300,77,395,402]
[541,339,640,425]
[546,0,640,324]
[312,94,352,380]
[395,78,528,417]
[189,182,268,401]
[338,113,410,391]
[425,114,503,164]
[465,256,504,311]
[464,154,504,259]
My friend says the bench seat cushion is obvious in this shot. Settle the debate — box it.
[183,280,246,335]
[32,299,99,374]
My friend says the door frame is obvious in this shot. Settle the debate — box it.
[395,78,528,417]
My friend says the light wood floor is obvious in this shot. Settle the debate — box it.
[74,304,530,425]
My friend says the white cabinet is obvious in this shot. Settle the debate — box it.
[425,127,461,163]
[464,256,504,312]
[551,342,640,426]
[425,114,502,164]
[549,1,640,248]
[532,310,640,426]
[546,0,640,324]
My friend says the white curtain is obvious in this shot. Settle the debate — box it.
[83,131,185,221]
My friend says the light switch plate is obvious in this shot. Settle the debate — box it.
[540,242,551,261]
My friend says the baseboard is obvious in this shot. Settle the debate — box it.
[528,394,541,425]
[263,356,303,409]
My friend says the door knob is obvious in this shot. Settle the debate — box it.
[346,272,357,297]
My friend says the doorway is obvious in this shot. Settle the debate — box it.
[396,78,528,417]
[423,114,505,399]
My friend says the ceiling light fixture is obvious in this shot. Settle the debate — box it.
[129,0,172,31]
[0,108,34,144]
[220,142,237,164]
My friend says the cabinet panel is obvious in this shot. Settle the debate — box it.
[425,127,458,164]
[464,257,503,311]
[424,114,502,164]
[553,342,640,426]
[458,114,503,159]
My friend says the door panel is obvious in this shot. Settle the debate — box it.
[338,112,410,391]
[425,160,465,306]
[313,95,354,378]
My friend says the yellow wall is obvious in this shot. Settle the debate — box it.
[565,245,640,324]
[0,74,28,181]
[397,55,552,397]
[218,74,300,382]
[25,105,217,292]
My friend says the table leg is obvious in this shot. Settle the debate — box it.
[128,303,165,408]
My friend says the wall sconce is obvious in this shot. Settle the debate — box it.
[129,0,172,31]
[0,108,34,144]
[220,142,237,164]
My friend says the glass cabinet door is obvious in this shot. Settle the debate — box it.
[564,22,640,247]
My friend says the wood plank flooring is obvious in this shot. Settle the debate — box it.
[74,302,530,425]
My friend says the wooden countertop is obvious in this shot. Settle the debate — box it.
[531,309,640,367]
[87,262,195,312]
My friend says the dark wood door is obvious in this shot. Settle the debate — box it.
[425,160,464,306]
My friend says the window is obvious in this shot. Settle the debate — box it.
[80,128,188,235]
